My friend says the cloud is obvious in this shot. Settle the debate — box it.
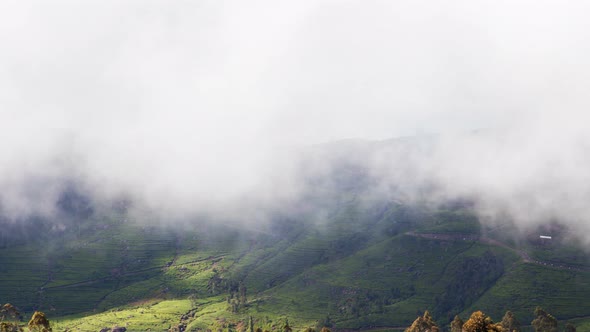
[1,1,590,244]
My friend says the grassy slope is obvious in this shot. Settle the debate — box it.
[252,237,519,328]
[53,299,193,331]
[463,264,590,324]
[1,201,589,331]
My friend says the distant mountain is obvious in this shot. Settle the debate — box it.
[1,137,589,331]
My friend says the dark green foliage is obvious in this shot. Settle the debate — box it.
[531,307,558,332]
[207,270,223,294]
[336,289,387,318]
[434,251,505,318]
[463,264,589,325]
[239,283,247,307]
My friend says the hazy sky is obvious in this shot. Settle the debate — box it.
[2,1,590,241]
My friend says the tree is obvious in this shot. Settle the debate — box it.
[451,315,463,332]
[0,322,23,332]
[500,311,520,332]
[27,311,51,332]
[531,307,558,332]
[0,304,21,322]
[462,311,502,332]
[405,310,439,332]
[229,299,239,313]
[0,303,23,332]
[239,282,247,308]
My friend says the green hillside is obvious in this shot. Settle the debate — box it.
[1,198,589,331]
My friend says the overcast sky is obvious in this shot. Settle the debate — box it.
[2,1,590,241]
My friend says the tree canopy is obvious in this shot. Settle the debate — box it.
[531,307,558,332]
[27,311,52,332]
[450,315,463,332]
[500,311,520,332]
[0,303,23,332]
[461,311,502,332]
[405,310,439,332]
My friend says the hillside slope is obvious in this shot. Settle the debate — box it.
[2,196,589,331]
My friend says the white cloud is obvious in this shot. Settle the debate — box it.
[1,1,590,243]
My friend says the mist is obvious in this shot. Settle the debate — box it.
[1,1,590,244]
